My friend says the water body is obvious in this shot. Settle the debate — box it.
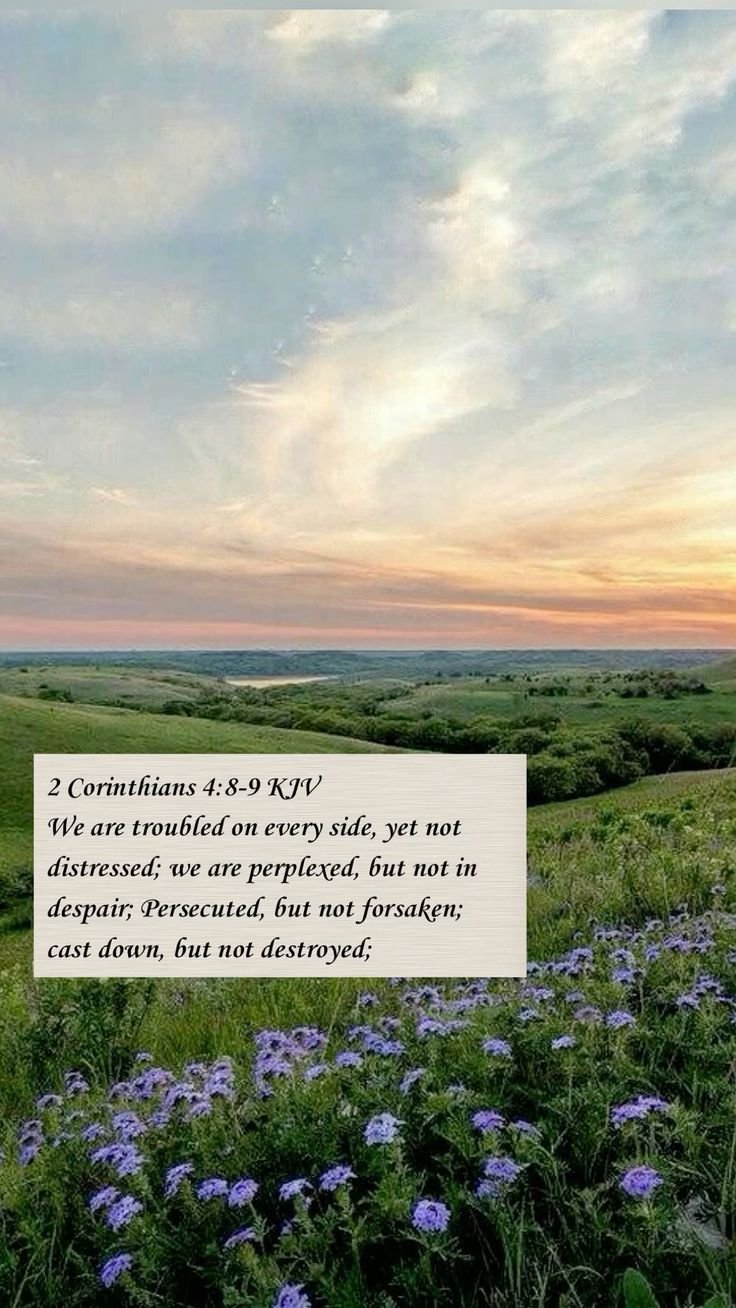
[225,675,333,688]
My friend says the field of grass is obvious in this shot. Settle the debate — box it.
[698,655,736,692]
[0,692,396,907]
[0,659,734,1307]
[531,766,736,831]
[382,673,736,731]
[0,663,220,708]
[0,765,734,1306]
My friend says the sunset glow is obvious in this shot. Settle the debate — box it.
[1,11,735,648]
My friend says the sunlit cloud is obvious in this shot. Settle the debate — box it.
[0,11,734,648]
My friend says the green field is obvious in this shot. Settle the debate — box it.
[0,692,396,900]
[0,656,735,1306]
[380,673,736,730]
[698,653,736,691]
[0,663,221,708]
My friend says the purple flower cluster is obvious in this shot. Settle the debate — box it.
[411,1198,450,1233]
[476,1155,523,1199]
[272,1285,310,1308]
[364,1112,402,1145]
[105,1194,143,1232]
[196,1176,229,1200]
[619,1164,663,1199]
[99,1252,132,1288]
[481,1036,512,1057]
[253,1027,328,1096]
[163,1162,194,1198]
[471,1109,505,1132]
[229,1177,259,1207]
[279,1177,312,1202]
[610,1095,669,1128]
[223,1226,255,1250]
[319,1164,355,1192]
[14,891,734,1301]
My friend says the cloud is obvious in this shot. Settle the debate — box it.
[0,279,208,352]
[89,486,136,507]
[228,298,515,512]
[266,10,392,50]
[1,12,735,646]
[0,106,244,243]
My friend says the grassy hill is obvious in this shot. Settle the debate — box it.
[0,663,219,708]
[0,692,395,891]
[695,652,736,690]
[378,671,736,730]
[1,646,730,679]
[530,763,736,832]
[1,745,734,1306]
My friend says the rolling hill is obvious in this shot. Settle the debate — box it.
[0,692,396,888]
[695,652,736,690]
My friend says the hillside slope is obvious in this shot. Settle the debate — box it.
[695,652,736,689]
[0,693,396,883]
[530,764,736,834]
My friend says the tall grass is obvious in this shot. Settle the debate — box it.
[1,779,734,1306]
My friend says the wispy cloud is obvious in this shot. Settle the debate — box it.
[0,11,734,647]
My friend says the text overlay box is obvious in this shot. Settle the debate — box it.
[34,753,526,978]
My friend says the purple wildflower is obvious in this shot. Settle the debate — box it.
[279,1177,312,1202]
[606,1010,635,1029]
[483,1155,523,1183]
[619,1164,663,1199]
[364,1112,401,1145]
[80,1123,104,1142]
[36,1093,62,1110]
[573,1005,603,1024]
[223,1226,256,1249]
[18,1139,42,1165]
[229,1177,259,1207]
[106,1194,143,1232]
[610,1095,669,1128]
[88,1186,119,1214]
[319,1164,355,1192]
[399,1068,425,1094]
[551,1034,576,1049]
[676,992,700,1009]
[477,1154,523,1198]
[471,1109,505,1132]
[196,1177,229,1200]
[164,1162,194,1198]
[334,1050,362,1069]
[99,1252,132,1287]
[482,1037,512,1057]
[411,1198,450,1233]
[303,1063,328,1081]
[112,1111,145,1140]
[272,1285,310,1308]
[64,1071,89,1096]
[90,1142,143,1177]
[510,1119,540,1137]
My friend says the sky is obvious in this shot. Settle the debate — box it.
[1,10,735,650]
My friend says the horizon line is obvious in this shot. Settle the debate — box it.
[0,645,733,656]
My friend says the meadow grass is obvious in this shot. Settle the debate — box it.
[0,761,734,1307]
[0,664,217,708]
[0,693,396,890]
[382,678,736,732]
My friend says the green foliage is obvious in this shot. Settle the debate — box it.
[622,1269,727,1308]
[0,778,734,1306]
[622,1270,660,1308]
